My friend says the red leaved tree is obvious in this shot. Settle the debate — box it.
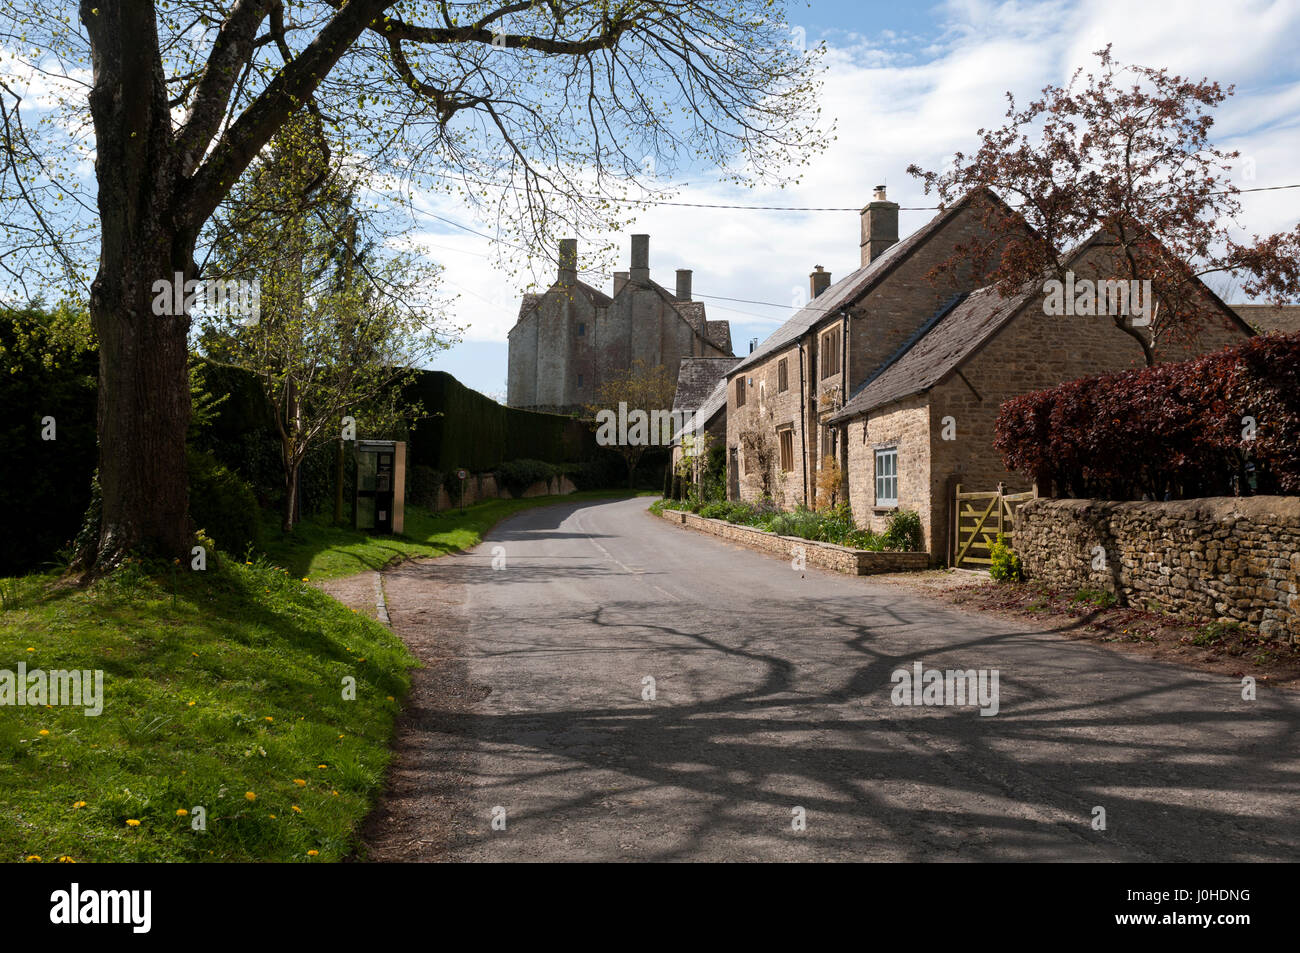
[910,46,1300,366]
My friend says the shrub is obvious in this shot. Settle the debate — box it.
[995,331,1300,499]
[497,458,558,497]
[883,509,923,552]
[187,448,262,556]
[988,533,1023,583]
[407,465,444,509]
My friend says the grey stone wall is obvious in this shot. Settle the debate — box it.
[1015,496,1300,642]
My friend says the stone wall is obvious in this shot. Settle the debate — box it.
[1015,496,1300,642]
[658,508,930,575]
[435,474,578,511]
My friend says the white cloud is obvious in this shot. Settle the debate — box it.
[418,0,1300,394]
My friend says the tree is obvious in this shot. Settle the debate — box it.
[202,112,445,532]
[909,46,1300,366]
[0,1,825,572]
[587,358,677,489]
[738,422,777,499]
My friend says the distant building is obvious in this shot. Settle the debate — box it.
[507,235,733,414]
[1230,304,1300,336]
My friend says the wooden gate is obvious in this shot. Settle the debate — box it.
[952,483,1037,569]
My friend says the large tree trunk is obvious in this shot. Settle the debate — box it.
[79,1,193,571]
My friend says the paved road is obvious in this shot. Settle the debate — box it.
[378,496,1300,862]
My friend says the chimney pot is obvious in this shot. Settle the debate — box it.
[557,238,577,284]
[809,265,831,299]
[675,269,693,301]
[861,189,900,266]
[629,234,650,282]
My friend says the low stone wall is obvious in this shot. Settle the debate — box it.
[434,474,577,510]
[657,508,930,575]
[1015,497,1300,642]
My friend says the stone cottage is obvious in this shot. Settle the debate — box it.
[826,229,1255,562]
[507,235,734,414]
[724,186,1024,510]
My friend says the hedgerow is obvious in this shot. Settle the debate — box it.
[995,332,1300,499]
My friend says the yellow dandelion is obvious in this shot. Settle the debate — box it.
[338,734,344,739]
[331,790,338,796]
[317,764,327,769]
[291,805,302,814]
[26,647,34,652]
[187,701,196,707]
[307,850,319,857]
[73,801,87,809]
[245,561,252,565]
[176,809,188,816]
[293,779,306,786]
[191,652,198,657]
[58,856,75,863]
[125,819,140,827]
[264,716,274,722]
[357,658,366,662]
[386,695,394,701]
[26,855,41,862]
[38,729,49,736]
[269,814,277,819]
[245,791,256,801]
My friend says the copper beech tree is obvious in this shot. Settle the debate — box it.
[0,1,824,572]
[910,46,1300,365]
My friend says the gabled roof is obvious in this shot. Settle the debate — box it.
[727,188,1001,377]
[673,357,740,413]
[674,375,728,442]
[827,283,1038,422]
[828,223,1253,422]
[515,280,612,324]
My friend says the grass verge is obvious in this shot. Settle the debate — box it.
[261,490,641,582]
[0,556,415,862]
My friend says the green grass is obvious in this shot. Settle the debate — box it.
[260,490,640,582]
[0,556,415,863]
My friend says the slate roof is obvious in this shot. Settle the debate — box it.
[827,284,1038,422]
[727,189,996,378]
[673,357,740,413]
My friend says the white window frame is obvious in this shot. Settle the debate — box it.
[875,447,898,507]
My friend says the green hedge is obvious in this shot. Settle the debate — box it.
[404,370,594,472]
[0,304,98,575]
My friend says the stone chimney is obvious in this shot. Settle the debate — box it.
[629,234,650,282]
[676,269,693,301]
[809,265,830,299]
[860,185,899,266]
[613,271,629,295]
[558,238,577,284]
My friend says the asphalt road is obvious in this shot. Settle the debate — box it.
[378,496,1300,862]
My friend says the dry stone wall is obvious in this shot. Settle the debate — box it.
[1015,497,1300,642]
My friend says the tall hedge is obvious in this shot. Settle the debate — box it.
[403,370,593,472]
[995,331,1300,499]
[0,304,98,576]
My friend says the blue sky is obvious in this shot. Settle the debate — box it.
[416,0,1300,400]
[416,0,1300,397]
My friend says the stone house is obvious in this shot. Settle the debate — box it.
[507,235,733,414]
[724,186,1023,510]
[668,357,739,487]
[826,229,1255,562]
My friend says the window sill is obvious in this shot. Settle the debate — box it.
[873,505,898,514]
